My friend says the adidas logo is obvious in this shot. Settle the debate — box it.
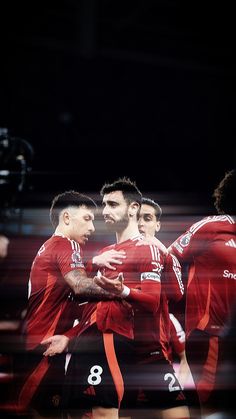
[225,239,236,248]
[83,385,96,396]
[176,391,185,401]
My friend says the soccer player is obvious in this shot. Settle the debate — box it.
[138,197,191,389]
[17,190,124,417]
[47,178,189,418]
[168,169,236,417]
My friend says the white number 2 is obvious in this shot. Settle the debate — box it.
[87,365,103,385]
[164,373,181,392]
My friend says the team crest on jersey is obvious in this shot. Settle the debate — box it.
[179,233,191,247]
[51,394,60,407]
[71,251,84,268]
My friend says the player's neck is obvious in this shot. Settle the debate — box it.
[54,226,67,238]
[116,223,140,244]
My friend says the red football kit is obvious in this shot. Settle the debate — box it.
[169,313,186,358]
[169,215,236,406]
[160,312,186,364]
[25,235,85,350]
[64,235,187,411]
[67,236,184,355]
[169,215,236,338]
[19,235,85,413]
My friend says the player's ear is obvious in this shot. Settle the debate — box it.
[129,202,140,217]
[62,210,70,225]
[155,221,161,233]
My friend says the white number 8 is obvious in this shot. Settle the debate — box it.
[88,365,103,385]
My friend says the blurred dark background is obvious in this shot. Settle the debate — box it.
[0,2,236,412]
[1,0,235,202]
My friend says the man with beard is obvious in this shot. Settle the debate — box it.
[43,178,190,419]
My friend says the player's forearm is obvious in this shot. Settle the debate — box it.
[77,278,115,299]
[64,322,81,339]
[121,282,160,312]
[94,274,161,311]
[127,288,160,312]
[64,270,114,299]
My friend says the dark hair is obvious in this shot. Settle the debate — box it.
[142,197,162,221]
[213,169,236,215]
[50,190,97,228]
[100,177,142,207]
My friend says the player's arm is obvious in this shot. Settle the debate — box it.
[95,245,163,312]
[41,304,87,356]
[164,252,184,302]
[94,272,160,312]
[64,268,119,300]
[129,244,164,311]
[125,281,161,312]
[54,239,118,300]
[168,217,211,262]
[41,317,87,356]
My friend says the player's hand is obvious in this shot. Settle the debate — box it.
[136,235,168,254]
[0,235,9,259]
[94,272,124,295]
[92,250,126,270]
[41,335,69,356]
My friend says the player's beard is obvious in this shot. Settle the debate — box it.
[105,212,129,233]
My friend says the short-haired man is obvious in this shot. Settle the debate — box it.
[49,179,190,418]
[17,190,122,417]
[138,197,192,390]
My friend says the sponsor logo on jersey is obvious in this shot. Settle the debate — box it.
[223,269,236,280]
[179,233,191,248]
[150,351,160,355]
[70,262,85,268]
[141,272,160,282]
[225,239,236,248]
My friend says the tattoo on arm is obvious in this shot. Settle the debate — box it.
[64,270,113,299]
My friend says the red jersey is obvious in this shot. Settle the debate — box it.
[159,254,184,361]
[169,313,185,356]
[160,313,186,363]
[168,313,185,362]
[169,215,236,337]
[73,235,184,359]
[25,235,85,350]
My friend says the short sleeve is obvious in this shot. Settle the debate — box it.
[54,238,85,276]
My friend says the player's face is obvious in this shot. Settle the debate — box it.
[67,206,95,244]
[102,191,129,232]
[138,204,160,237]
